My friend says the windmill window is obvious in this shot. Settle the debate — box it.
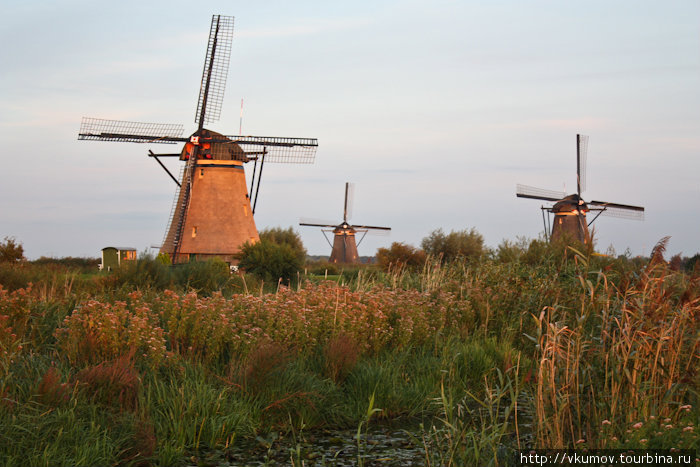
[192,226,197,238]
[199,168,204,179]
[243,205,248,216]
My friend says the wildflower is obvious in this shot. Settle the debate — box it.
[683,426,694,432]
[632,422,643,429]
[665,424,673,429]
[640,439,647,444]
[602,420,612,426]
[576,439,585,444]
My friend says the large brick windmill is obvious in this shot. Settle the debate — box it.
[300,183,390,263]
[516,134,644,244]
[78,15,318,264]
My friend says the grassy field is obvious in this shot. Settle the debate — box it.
[0,239,697,465]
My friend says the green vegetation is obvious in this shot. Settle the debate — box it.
[0,234,698,465]
[235,227,307,284]
[376,241,426,272]
[421,227,486,262]
[0,237,25,263]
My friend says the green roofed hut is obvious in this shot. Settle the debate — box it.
[100,247,137,271]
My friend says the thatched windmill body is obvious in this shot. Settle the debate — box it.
[516,134,644,243]
[78,16,318,264]
[300,183,390,263]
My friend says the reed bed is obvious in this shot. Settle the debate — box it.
[0,239,697,465]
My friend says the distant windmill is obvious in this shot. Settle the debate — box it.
[516,134,644,243]
[78,15,318,264]
[300,183,391,263]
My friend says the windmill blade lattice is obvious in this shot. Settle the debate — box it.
[577,134,588,194]
[79,118,185,143]
[344,183,355,222]
[227,136,317,163]
[195,15,235,126]
[353,224,391,235]
[598,207,645,220]
[299,221,337,228]
[590,200,645,220]
[516,184,566,202]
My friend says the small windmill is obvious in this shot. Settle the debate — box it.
[78,15,318,264]
[516,134,644,243]
[300,183,391,263]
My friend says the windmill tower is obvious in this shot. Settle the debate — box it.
[516,134,644,243]
[300,183,391,264]
[78,15,318,264]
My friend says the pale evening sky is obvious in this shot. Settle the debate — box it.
[1,0,698,259]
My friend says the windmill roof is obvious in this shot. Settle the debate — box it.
[553,194,588,213]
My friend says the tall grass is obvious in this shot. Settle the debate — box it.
[0,238,697,465]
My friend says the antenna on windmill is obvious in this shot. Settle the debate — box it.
[239,98,243,136]
[516,134,644,244]
[78,15,318,265]
[300,182,390,264]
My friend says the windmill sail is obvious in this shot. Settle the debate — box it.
[78,118,185,143]
[79,118,318,163]
[589,200,645,220]
[577,134,588,195]
[344,182,355,222]
[516,184,566,202]
[353,224,392,231]
[195,15,235,126]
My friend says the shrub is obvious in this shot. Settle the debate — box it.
[0,263,32,291]
[32,256,100,272]
[235,239,304,283]
[109,256,173,290]
[306,260,341,276]
[684,253,700,274]
[495,237,530,263]
[0,286,33,374]
[421,228,485,263]
[259,226,307,264]
[376,242,426,272]
[172,257,231,293]
[55,292,166,366]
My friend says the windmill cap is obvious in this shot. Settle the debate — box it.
[553,194,588,212]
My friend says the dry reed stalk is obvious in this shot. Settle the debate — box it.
[534,304,591,448]
[534,245,699,448]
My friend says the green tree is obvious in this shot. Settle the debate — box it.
[0,236,25,263]
[421,228,485,263]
